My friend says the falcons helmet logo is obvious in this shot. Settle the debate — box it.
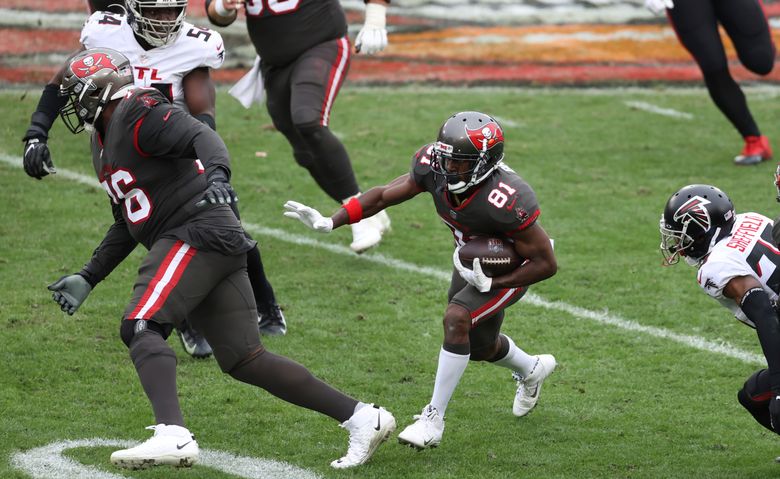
[673,196,711,230]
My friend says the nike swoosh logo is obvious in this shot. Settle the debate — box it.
[25,144,35,155]
[176,441,192,450]
[374,412,381,431]
[216,43,223,51]
[163,111,172,121]
[423,438,434,446]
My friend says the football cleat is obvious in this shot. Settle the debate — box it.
[331,404,396,469]
[349,218,383,254]
[397,404,444,450]
[177,322,212,359]
[110,424,198,470]
[734,135,772,165]
[258,305,287,336]
[372,210,392,235]
[512,354,556,417]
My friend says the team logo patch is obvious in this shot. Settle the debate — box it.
[71,53,119,79]
[465,121,504,152]
[435,141,453,154]
[673,195,711,231]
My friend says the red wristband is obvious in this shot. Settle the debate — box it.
[342,197,363,224]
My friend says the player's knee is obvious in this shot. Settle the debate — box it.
[293,149,315,169]
[294,120,327,143]
[743,51,775,76]
[443,305,471,341]
[223,346,267,378]
[469,341,500,362]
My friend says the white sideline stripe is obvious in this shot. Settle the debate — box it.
[624,100,694,120]
[0,153,764,365]
[10,438,321,479]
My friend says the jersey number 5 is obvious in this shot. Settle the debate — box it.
[245,0,301,16]
[101,169,152,224]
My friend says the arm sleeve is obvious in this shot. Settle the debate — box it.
[742,288,780,390]
[78,202,138,287]
[136,101,231,179]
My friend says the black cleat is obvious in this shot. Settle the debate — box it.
[177,322,213,359]
[258,305,287,336]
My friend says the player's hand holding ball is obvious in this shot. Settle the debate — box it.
[284,200,334,233]
[453,247,492,293]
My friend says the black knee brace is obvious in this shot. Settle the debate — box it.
[120,319,173,348]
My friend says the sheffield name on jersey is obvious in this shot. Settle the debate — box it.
[81,11,225,109]
[411,144,540,246]
[697,212,780,326]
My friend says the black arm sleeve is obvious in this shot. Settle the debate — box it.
[742,287,780,390]
[78,202,138,288]
[137,103,231,180]
[23,84,68,141]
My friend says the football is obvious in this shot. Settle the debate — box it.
[458,237,522,277]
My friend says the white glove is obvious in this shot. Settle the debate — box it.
[356,2,388,55]
[774,164,780,202]
[453,248,492,293]
[644,0,673,15]
[283,200,334,233]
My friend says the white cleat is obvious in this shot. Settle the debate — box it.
[349,218,383,254]
[372,210,392,235]
[110,424,198,470]
[397,404,444,450]
[512,354,556,417]
[331,404,396,469]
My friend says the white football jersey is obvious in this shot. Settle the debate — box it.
[80,11,225,110]
[697,212,780,327]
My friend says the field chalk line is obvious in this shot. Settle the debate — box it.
[0,153,763,365]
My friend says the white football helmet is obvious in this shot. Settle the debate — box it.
[127,0,188,47]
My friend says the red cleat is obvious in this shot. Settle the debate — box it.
[734,135,773,165]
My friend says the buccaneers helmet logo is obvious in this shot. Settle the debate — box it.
[673,196,711,230]
[71,53,119,79]
[465,122,504,152]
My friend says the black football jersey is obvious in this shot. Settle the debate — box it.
[245,0,347,67]
[90,88,249,252]
[410,144,540,245]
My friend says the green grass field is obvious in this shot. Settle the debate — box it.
[2,85,780,478]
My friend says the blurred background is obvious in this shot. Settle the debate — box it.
[3,0,780,87]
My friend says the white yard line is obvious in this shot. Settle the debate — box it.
[10,438,321,479]
[624,100,694,120]
[0,153,764,365]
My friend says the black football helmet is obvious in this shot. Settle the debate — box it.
[431,111,505,194]
[60,48,134,133]
[660,184,735,266]
[127,0,188,47]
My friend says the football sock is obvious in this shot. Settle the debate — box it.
[129,329,185,427]
[246,246,277,313]
[297,124,359,202]
[228,348,357,422]
[430,347,470,417]
[491,334,537,377]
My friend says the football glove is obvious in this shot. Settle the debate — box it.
[355,2,388,55]
[23,137,56,180]
[644,0,673,15]
[453,247,492,293]
[196,171,238,207]
[48,274,92,315]
[283,200,334,233]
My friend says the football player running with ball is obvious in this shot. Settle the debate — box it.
[284,111,558,450]
[47,48,395,470]
[22,0,287,357]
[660,184,780,443]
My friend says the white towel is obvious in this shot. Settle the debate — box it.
[229,56,265,109]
